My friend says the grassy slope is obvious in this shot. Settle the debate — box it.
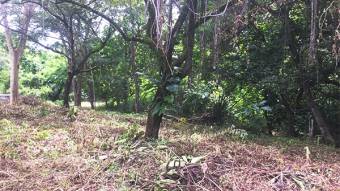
[0,99,339,191]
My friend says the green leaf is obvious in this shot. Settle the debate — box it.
[164,95,174,104]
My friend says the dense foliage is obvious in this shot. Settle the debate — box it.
[0,0,338,145]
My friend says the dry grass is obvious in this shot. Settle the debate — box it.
[0,99,339,191]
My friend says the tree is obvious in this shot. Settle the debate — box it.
[56,0,248,139]
[240,0,339,142]
[130,40,141,112]
[22,0,113,107]
[0,3,35,104]
[87,69,95,109]
[304,0,335,144]
[3,0,336,144]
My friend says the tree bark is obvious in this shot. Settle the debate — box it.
[74,74,82,107]
[63,71,74,108]
[130,41,141,112]
[1,4,34,104]
[303,0,335,144]
[308,0,317,67]
[304,83,335,144]
[145,86,165,139]
[87,72,95,109]
[74,60,86,107]
[145,110,163,139]
[9,53,19,104]
[144,0,197,139]
[212,13,221,72]
[308,114,315,138]
[280,93,298,136]
[200,0,207,79]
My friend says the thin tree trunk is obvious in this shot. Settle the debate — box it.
[212,15,221,72]
[304,83,335,144]
[200,0,207,78]
[1,4,34,104]
[73,55,87,107]
[130,41,141,112]
[308,0,317,67]
[74,74,82,107]
[9,53,19,104]
[186,0,198,85]
[167,0,173,34]
[280,93,298,136]
[308,114,315,138]
[63,71,74,108]
[88,71,95,109]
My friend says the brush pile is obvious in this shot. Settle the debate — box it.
[0,100,339,190]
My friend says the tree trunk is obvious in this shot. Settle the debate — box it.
[63,72,74,108]
[145,87,165,139]
[286,118,297,137]
[74,74,82,107]
[144,0,197,140]
[212,15,221,72]
[130,41,141,112]
[308,0,317,67]
[145,109,163,139]
[2,4,34,105]
[304,83,335,144]
[87,72,95,109]
[134,78,141,112]
[308,115,315,138]
[9,53,19,104]
[303,0,335,144]
[280,94,298,136]
[200,0,207,79]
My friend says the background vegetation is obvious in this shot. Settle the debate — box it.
[0,0,339,143]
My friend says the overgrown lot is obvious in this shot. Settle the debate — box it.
[0,100,339,191]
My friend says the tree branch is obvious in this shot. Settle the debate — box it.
[17,3,35,57]
[194,0,237,28]
[56,0,154,47]
[0,21,69,57]
[167,1,189,58]
[2,13,15,53]
[79,66,97,73]
[180,0,197,77]
[75,27,114,74]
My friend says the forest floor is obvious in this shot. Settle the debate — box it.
[0,98,339,191]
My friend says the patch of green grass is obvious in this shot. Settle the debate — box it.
[39,106,50,117]
[0,119,24,159]
[34,130,51,141]
[0,118,14,128]
[115,124,144,145]
[106,162,119,172]
[45,150,60,159]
